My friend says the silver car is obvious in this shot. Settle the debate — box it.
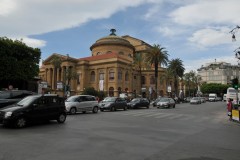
[190,97,201,104]
[65,95,99,114]
[156,98,176,109]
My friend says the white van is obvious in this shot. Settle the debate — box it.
[208,93,217,102]
[223,94,227,101]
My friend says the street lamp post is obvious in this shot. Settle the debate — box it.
[230,26,240,59]
[230,25,240,41]
[230,26,240,105]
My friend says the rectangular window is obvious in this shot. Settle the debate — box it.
[109,72,114,80]
[100,73,104,80]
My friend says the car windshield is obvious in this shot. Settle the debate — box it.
[155,98,162,102]
[66,96,79,102]
[17,96,39,107]
[131,98,140,102]
[159,98,169,102]
[103,97,116,102]
[0,92,11,99]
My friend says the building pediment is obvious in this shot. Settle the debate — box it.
[43,53,78,65]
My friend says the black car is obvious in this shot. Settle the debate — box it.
[0,94,67,128]
[127,98,150,109]
[0,90,35,109]
[99,97,128,111]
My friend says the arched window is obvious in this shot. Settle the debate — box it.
[90,71,95,81]
[118,69,122,80]
[77,73,81,84]
[109,87,114,97]
[118,87,122,94]
[109,69,114,80]
[106,51,112,54]
[150,76,155,84]
[119,51,124,55]
[125,71,129,81]
[96,52,101,55]
[141,76,146,85]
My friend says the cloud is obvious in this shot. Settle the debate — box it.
[169,0,240,26]
[188,27,232,48]
[0,0,152,37]
[0,0,160,48]
[0,0,17,16]
[155,26,186,37]
[8,37,47,48]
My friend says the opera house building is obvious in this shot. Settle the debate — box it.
[39,29,171,98]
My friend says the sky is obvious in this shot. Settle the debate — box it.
[1,0,240,72]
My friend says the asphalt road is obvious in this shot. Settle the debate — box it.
[0,101,240,160]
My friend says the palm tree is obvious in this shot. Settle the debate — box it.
[145,44,169,96]
[50,55,62,89]
[183,70,196,97]
[168,58,185,97]
[164,68,174,96]
[132,52,150,92]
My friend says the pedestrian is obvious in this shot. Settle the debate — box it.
[227,98,233,121]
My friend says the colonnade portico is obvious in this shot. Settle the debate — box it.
[44,65,74,90]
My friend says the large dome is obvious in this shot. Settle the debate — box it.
[90,29,134,51]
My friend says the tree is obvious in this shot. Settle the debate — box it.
[82,87,99,96]
[50,55,62,89]
[183,70,196,97]
[168,58,185,97]
[145,44,169,97]
[201,83,229,95]
[161,68,173,96]
[65,67,78,91]
[0,37,41,89]
[132,52,150,91]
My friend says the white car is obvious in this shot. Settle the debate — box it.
[65,95,99,114]
[190,97,201,104]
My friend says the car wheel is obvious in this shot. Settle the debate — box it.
[173,104,175,108]
[70,107,77,114]
[111,106,115,112]
[57,113,66,123]
[15,117,27,128]
[92,106,98,113]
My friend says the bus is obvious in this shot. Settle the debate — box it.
[226,87,239,101]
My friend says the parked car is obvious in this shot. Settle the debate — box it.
[0,94,67,128]
[0,90,36,109]
[183,97,192,103]
[190,97,201,104]
[216,97,222,101]
[127,98,150,109]
[65,95,99,114]
[156,97,175,109]
[200,97,206,103]
[99,97,128,111]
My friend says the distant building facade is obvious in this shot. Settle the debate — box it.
[39,29,173,97]
[197,61,240,84]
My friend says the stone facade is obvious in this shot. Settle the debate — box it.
[197,61,240,84]
[39,30,172,98]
